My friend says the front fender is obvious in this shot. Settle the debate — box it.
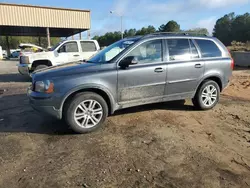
[29,52,55,64]
[59,84,117,114]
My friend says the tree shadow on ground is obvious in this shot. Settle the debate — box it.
[0,73,31,82]
[0,94,194,135]
[113,100,194,116]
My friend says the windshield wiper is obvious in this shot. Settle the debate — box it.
[77,60,94,64]
[86,60,96,63]
[84,60,100,64]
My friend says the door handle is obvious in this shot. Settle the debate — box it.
[73,54,80,57]
[154,67,164,73]
[195,64,203,68]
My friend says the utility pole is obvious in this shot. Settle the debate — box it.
[46,27,51,48]
[87,30,90,39]
[121,16,123,39]
[110,11,123,39]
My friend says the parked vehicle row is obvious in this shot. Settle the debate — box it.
[1,49,19,59]
[10,50,21,58]
[18,40,100,76]
[27,33,234,133]
[1,43,44,59]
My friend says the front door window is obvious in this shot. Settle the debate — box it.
[124,39,162,64]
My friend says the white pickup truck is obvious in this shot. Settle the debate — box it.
[18,40,100,75]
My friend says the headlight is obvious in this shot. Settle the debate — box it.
[34,80,54,93]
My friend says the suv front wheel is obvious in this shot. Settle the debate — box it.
[64,92,108,133]
[192,80,220,110]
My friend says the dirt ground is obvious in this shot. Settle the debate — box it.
[0,60,249,188]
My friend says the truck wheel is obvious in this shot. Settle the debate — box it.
[35,64,48,71]
[192,80,220,110]
[64,92,108,133]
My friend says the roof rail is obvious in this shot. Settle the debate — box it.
[143,32,209,38]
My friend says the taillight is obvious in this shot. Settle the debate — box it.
[231,58,234,70]
[227,48,234,70]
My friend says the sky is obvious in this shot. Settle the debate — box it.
[2,0,250,37]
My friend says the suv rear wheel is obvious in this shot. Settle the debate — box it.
[64,92,108,133]
[192,80,220,110]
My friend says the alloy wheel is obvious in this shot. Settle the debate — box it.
[201,85,218,107]
[74,100,103,128]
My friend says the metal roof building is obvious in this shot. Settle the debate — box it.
[0,3,91,38]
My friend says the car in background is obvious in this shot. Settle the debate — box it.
[18,40,100,76]
[0,46,3,59]
[28,33,234,133]
[19,43,45,56]
[10,50,21,58]
[2,50,7,59]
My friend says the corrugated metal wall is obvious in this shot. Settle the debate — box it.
[0,3,90,29]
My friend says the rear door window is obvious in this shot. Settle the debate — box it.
[167,39,191,61]
[195,39,222,58]
[81,41,97,52]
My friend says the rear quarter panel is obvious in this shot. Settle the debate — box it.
[203,57,232,89]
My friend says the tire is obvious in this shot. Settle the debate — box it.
[192,80,220,110]
[35,65,48,71]
[64,92,108,133]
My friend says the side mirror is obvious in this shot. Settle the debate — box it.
[119,56,138,68]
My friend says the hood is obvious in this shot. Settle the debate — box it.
[32,61,101,80]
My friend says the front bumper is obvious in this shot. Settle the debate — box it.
[27,87,62,119]
[18,64,31,75]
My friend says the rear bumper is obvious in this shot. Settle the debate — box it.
[223,80,230,89]
[18,64,31,75]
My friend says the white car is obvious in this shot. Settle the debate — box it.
[2,50,7,59]
[18,40,100,76]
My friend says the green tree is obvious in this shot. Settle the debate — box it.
[165,21,180,32]
[93,31,122,47]
[158,24,166,32]
[92,36,99,41]
[136,25,156,35]
[124,29,137,37]
[158,21,180,32]
[186,28,209,35]
[213,12,250,45]
[231,13,250,42]
[213,12,235,45]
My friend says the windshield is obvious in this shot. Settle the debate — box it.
[89,38,140,63]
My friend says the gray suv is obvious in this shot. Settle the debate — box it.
[28,33,234,133]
